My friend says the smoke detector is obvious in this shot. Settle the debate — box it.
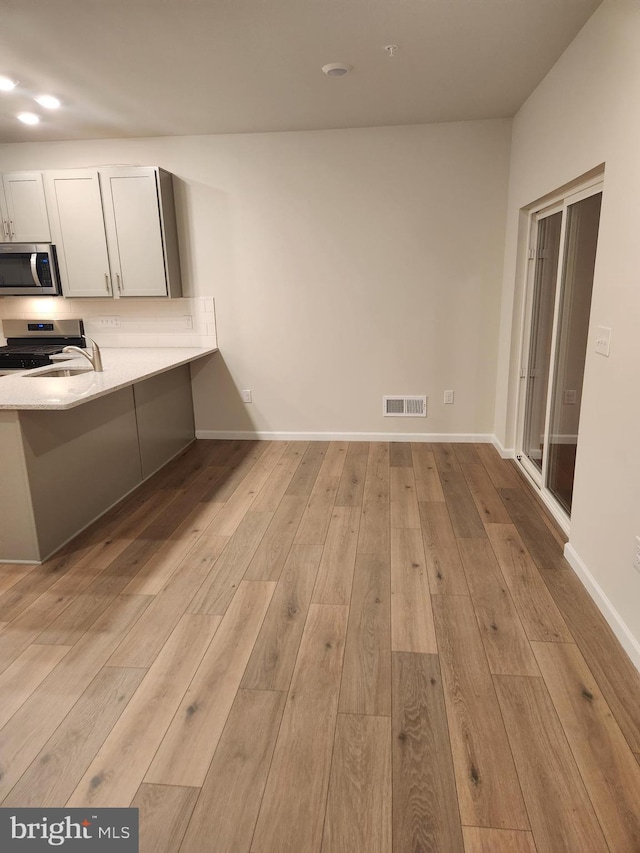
[322,63,352,77]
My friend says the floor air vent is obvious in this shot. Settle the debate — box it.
[383,395,427,417]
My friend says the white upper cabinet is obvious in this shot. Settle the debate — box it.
[0,172,51,242]
[44,170,113,298]
[44,166,182,298]
[100,167,181,298]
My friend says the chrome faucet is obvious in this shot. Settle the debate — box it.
[62,336,103,372]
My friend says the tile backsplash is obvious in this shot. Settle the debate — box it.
[0,296,217,349]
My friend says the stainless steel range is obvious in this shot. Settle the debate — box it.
[0,318,86,374]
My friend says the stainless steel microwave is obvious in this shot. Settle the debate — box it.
[0,243,61,296]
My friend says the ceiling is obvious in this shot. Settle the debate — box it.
[0,0,603,143]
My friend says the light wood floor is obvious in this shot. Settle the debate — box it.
[1,439,640,852]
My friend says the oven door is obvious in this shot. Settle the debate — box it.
[0,244,61,296]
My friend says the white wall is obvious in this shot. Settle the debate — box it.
[0,120,511,438]
[495,0,640,656]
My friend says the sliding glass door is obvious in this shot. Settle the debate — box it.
[518,183,602,524]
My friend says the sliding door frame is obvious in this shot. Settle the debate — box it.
[514,175,604,535]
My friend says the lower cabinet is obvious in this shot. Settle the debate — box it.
[0,365,194,562]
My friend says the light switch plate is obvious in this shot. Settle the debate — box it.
[595,326,611,357]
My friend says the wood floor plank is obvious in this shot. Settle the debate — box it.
[432,443,462,474]
[5,666,147,807]
[335,441,369,506]
[390,466,421,529]
[132,784,200,853]
[250,441,308,511]
[499,488,566,569]
[251,603,349,853]
[294,446,348,546]
[358,442,390,557]
[122,499,225,595]
[542,567,640,751]
[419,502,469,595]
[206,442,286,537]
[187,510,273,615]
[432,594,529,830]
[244,495,307,581]
[411,444,445,502]
[108,530,230,669]
[241,544,323,691]
[58,487,181,579]
[322,713,391,853]
[486,523,572,642]
[461,463,512,524]
[285,441,329,497]
[462,827,537,853]
[453,443,482,466]
[474,443,520,489]
[0,496,152,624]
[201,440,268,502]
[494,674,608,853]
[532,640,640,851]
[440,471,486,539]
[0,564,103,674]
[339,553,392,716]
[68,613,220,807]
[392,652,464,853]
[390,441,413,467]
[391,527,437,653]
[457,539,539,677]
[146,580,275,788]
[0,593,151,801]
[180,688,286,853]
[312,506,360,605]
[0,563,37,596]
[0,643,71,731]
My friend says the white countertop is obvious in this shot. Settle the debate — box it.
[0,346,218,410]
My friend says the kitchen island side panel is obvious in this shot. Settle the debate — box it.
[20,386,142,560]
[0,410,39,562]
[133,364,195,479]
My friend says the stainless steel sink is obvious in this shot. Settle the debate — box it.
[27,367,93,378]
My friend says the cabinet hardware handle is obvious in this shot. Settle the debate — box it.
[2,220,8,239]
[116,273,122,293]
[9,220,14,237]
[105,273,111,293]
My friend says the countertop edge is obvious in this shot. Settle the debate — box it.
[0,347,218,410]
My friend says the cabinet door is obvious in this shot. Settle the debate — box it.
[44,170,113,297]
[2,172,51,242]
[101,167,168,297]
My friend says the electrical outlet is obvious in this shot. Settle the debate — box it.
[96,316,120,329]
[633,536,640,574]
[444,390,454,405]
[241,389,252,403]
[595,326,611,357]
[564,390,577,405]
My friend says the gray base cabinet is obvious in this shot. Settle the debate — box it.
[0,365,194,563]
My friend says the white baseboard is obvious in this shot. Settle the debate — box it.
[491,435,515,459]
[195,430,495,442]
[564,543,640,673]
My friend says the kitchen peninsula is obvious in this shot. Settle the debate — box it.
[0,346,217,562]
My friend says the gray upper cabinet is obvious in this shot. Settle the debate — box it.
[0,172,51,242]
[44,166,182,298]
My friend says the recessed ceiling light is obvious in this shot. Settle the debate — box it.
[0,76,17,91]
[18,112,40,125]
[322,63,352,77]
[34,94,60,109]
